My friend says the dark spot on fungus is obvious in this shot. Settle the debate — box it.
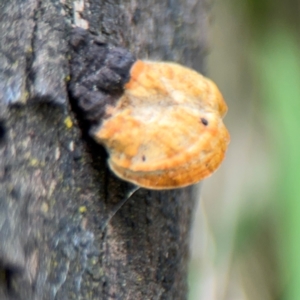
[142,155,146,161]
[200,118,208,126]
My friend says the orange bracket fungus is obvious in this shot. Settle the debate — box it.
[69,28,230,191]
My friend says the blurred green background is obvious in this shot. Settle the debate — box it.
[189,1,300,299]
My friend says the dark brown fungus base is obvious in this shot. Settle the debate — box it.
[68,27,137,125]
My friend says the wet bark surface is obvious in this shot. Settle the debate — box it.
[0,1,208,299]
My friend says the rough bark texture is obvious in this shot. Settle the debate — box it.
[0,1,208,299]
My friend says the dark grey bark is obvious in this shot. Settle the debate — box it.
[0,1,208,299]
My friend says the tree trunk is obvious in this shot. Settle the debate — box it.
[0,1,209,299]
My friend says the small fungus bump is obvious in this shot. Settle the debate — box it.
[200,118,208,126]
